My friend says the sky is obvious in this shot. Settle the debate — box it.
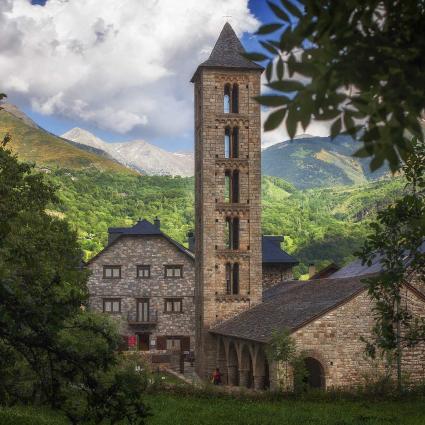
[0,0,331,152]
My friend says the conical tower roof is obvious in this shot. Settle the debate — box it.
[191,22,263,82]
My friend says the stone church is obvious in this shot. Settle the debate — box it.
[86,22,425,391]
[190,23,425,390]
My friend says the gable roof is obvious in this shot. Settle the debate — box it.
[330,241,425,279]
[211,276,367,343]
[86,219,194,264]
[262,236,299,265]
[109,219,163,236]
[191,23,263,82]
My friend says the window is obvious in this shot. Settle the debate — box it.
[137,299,150,322]
[224,127,239,159]
[103,265,121,279]
[225,170,240,203]
[226,217,240,250]
[224,83,239,113]
[232,84,239,113]
[224,84,231,113]
[137,265,150,278]
[103,298,121,313]
[164,298,183,313]
[166,338,181,351]
[232,127,239,158]
[165,265,183,278]
[226,263,239,295]
[224,128,231,158]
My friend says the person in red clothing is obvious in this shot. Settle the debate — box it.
[212,367,222,385]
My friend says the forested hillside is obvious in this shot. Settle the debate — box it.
[44,169,403,277]
[262,135,390,189]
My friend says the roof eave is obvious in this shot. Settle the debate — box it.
[190,64,264,83]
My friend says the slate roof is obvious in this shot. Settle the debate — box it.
[211,276,367,343]
[262,236,299,265]
[330,241,425,279]
[191,22,263,82]
[87,219,194,264]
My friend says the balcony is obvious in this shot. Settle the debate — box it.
[127,310,158,326]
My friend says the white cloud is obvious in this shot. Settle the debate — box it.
[1,0,258,139]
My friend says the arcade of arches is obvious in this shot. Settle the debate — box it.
[215,336,270,390]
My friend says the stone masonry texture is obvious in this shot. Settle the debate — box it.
[194,67,263,379]
[87,235,195,351]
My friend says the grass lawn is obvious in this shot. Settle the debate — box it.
[145,394,425,425]
[3,394,424,425]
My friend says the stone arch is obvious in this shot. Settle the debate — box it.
[253,347,270,390]
[239,343,254,388]
[302,357,326,389]
[216,338,228,385]
[227,341,239,386]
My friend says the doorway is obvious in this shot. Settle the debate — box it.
[137,333,150,351]
[304,357,325,389]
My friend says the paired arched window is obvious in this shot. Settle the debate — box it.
[226,263,239,295]
[224,127,239,159]
[226,217,239,250]
[223,83,239,113]
[225,170,239,203]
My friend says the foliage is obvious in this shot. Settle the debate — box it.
[358,138,425,392]
[0,138,149,423]
[267,329,308,393]
[39,167,404,276]
[249,1,425,171]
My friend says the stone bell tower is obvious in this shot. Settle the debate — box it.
[191,23,264,379]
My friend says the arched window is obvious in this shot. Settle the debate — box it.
[224,84,231,113]
[232,127,239,158]
[232,84,239,113]
[224,170,239,203]
[226,217,239,250]
[224,128,231,158]
[226,263,240,295]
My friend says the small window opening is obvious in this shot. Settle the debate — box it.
[226,263,240,295]
[224,84,231,113]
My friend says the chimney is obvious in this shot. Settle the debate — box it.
[187,231,195,252]
[153,217,160,229]
[308,263,316,279]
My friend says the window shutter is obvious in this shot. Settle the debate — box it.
[181,336,190,352]
[156,336,166,350]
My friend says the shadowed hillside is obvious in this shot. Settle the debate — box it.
[262,135,390,189]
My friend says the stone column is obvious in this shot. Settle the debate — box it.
[253,375,265,390]
[227,365,238,386]
[239,368,250,388]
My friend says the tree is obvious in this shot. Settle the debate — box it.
[267,329,308,392]
[0,127,149,423]
[359,138,425,392]
[247,1,425,172]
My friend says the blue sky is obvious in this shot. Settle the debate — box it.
[4,1,304,151]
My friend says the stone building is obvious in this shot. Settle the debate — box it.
[191,23,425,390]
[86,217,297,354]
[86,219,196,353]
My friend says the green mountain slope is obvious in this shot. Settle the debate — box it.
[0,105,137,175]
[42,169,403,277]
[262,135,390,189]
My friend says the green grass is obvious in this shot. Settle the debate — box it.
[2,395,425,425]
[144,394,425,425]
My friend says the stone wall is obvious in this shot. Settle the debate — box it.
[271,286,425,389]
[87,235,195,351]
[262,264,293,291]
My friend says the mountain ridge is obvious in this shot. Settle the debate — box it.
[62,127,194,177]
[262,135,390,189]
